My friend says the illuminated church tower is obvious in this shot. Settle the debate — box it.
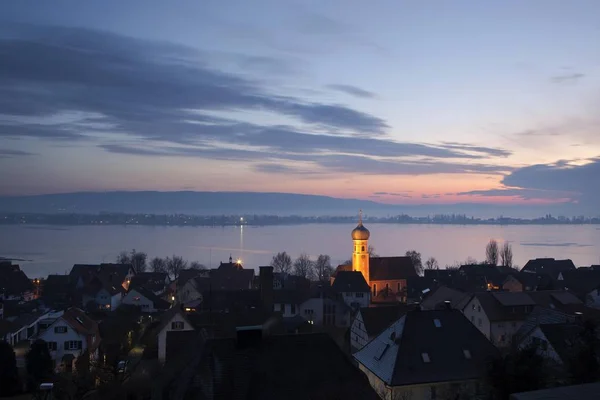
[351,210,370,286]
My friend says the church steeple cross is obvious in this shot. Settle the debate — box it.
[359,209,363,224]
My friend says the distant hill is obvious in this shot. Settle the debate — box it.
[0,191,579,218]
[0,191,396,216]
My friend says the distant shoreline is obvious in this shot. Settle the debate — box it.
[1,212,599,227]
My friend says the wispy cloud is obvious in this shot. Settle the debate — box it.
[0,149,35,158]
[327,84,376,99]
[550,72,586,84]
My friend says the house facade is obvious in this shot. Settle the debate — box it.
[331,271,371,310]
[122,288,170,313]
[157,308,197,363]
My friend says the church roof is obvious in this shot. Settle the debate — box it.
[351,223,370,240]
[370,257,418,281]
[331,271,370,293]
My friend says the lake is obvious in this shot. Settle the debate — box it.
[1,224,599,278]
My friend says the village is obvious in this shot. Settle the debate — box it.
[2,218,600,400]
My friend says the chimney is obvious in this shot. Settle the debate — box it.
[259,266,274,312]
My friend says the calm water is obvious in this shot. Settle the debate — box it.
[1,224,599,278]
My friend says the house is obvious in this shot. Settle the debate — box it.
[272,273,311,291]
[0,262,35,301]
[350,305,414,352]
[35,308,100,371]
[41,275,71,309]
[299,283,352,327]
[521,258,576,280]
[461,291,583,347]
[129,272,170,295]
[354,308,500,400]
[515,270,555,291]
[517,322,585,365]
[0,310,62,347]
[513,306,580,345]
[80,276,125,311]
[273,290,305,318]
[69,263,134,310]
[369,257,418,302]
[158,331,380,400]
[121,287,171,313]
[554,269,600,307]
[420,286,470,311]
[331,271,371,310]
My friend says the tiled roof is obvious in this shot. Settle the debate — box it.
[61,308,98,335]
[369,257,417,281]
[539,323,583,364]
[173,333,379,399]
[0,263,33,297]
[557,269,600,295]
[129,287,170,310]
[513,306,577,344]
[521,258,576,279]
[510,383,600,400]
[420,286,470,310]
[354,309,500,387]
[177,268,204,288]
[359,305,414,337]
[130,272,169,293]
[331,271,370,293]
[209,267,254,291]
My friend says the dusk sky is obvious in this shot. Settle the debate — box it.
[1,0,599,212]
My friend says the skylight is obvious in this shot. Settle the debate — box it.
[421,352,431,363]
[75,317,84,325]
[463,349,472,359]
[375,344,390,361]
[433,319,442,328]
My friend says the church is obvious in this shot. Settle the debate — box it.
[333,212,418,301]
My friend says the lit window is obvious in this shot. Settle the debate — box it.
[463,349,471,359]
[421,353,431,363]
[433,319,442,328]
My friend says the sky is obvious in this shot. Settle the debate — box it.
[0,0,599,214]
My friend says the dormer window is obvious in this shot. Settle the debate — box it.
[433,319,442,328]
[463,349,472,359]
[421,353,431,363]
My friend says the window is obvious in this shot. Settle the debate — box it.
[433,319,442,328]
[478,318,482,327]
[171,321,184,330]
[373,284,377,296]
[291,304,296,314]
[304,309,314,315]
[397,283,401,292]
[361,246,365,252]
[356,292,364,298]
[463,349,471,359]
[280,304,286,312]
[430,386,437,399]
[48,342,57,351]
[472,304,476,310]
[54,326,67,334]
[421,353,431,363]
[64,341,82,350]
[477,305,481,312]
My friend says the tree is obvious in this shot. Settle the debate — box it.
[464,257,478,265]
[486,239,499,266]
[405,250,423,275]
[293,253,315,280]
[26,339,53,391]
[315,254,334,281]
[0,341,19,396]
[368,245,378,257]
[424,257,439,270]
[166,255,187,280]
[567,320,600,384]
[189,261,206,270]
[149,256,167,273]
[116,249,147,273]
[270,251,293,274]
[500,242,514,268]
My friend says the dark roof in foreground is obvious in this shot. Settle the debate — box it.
[509,382,600,400]
[354,309,500,387]
[332,271,370,293]
[169,332,379,400]
[359,305,415,337]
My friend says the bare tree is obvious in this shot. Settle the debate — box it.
[485,239,499,266]
[116,249,147,273]
[293,253,315,280]
[425,257,439,270]
[405,250,423,276]
[464,257,478,265]
[270,252,293,274]
[315,254,334,281]
[166,255,188,280]
[500,242,514,268]
[189,261,206,270]
[149,257,167,273]
[368,245,378,257]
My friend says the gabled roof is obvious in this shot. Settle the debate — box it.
[359,305,414,337]
[169,333,379,399]
[50,307,98,336]
[198,289,262,312]
[127,287,170,310]
[514,306,577,344]
[557,269,600,295]
[510,382,600,400]
[130,272,169,293]
[331,271,370,293]
[177,268,204,288]
[209,267,254,291]
[354,309,500,386]
[521,258,576,279]
[420,286,470,310]
[369,257,417,281]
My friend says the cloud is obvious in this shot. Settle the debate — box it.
[439,142,512,157]
[373,191,412,198]
[550,72,585,84]
[456,188,576,200]
[327,84,376,99]
[252,163,316,175]
[0,149,35,158]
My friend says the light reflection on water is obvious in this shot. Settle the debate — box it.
[0,223,598,278]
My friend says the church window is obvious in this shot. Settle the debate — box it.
[397,283,401,292]
[373,284,377,296]
[361,246,365,252]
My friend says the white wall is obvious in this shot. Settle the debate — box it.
[519,327,563,363]
[299,298,349,327]
[157,312,195,363]
[350,311,370,351]
[341,292,370,309]
[38,320,87,366]
[587,289,600,309]
[274,303,300,318]
[490,321,523,347]
[462,297,491,340]
[122,289,157,312]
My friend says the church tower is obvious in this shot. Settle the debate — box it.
[351,210,370,286]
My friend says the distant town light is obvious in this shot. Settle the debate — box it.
[237,259,242,264]
[171,296,175,301]
[240,217,244,222]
